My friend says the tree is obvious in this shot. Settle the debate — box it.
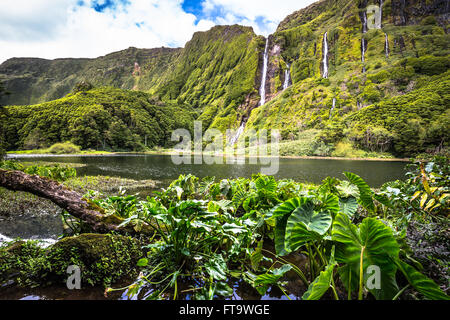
[394,119,426,156]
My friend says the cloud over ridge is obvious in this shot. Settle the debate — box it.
[0,0,316,63]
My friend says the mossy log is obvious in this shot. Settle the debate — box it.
[0,169,150,235]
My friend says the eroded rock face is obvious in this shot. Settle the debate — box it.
[391,0,450,26]
[256,36,290,105]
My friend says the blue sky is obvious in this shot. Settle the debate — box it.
[0,0,317,63]
[182,0,204,18]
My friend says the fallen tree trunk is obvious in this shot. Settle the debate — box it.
[0,169,148,235]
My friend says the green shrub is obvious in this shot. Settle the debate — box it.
[361,83,382,103]
[407,55,450,76]
[367,70,390,84]
[332,141,365,158]
[421,16,437,26]
[48,142,81,154]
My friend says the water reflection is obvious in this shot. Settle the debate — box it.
[11,154,407,187]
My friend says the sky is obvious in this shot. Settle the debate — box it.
[0,0,317,63]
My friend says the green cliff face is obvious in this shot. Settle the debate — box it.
[154,25,262,132]
[0,0,448,155]
[0,47,181,106]
[245,0,449,156]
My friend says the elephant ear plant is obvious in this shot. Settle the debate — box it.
[92,169,448,300]
[271,172,449,300]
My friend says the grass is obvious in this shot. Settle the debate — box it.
[18,161,87,168]
[8,149,113,155]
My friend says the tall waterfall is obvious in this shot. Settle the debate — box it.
[259,38,270,106]
[283,63,291,90]
[361,37,366,73]
[322,32,329,79]
[385,33,390,58]
[230,37,270,145]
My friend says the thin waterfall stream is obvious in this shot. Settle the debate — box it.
[230,38,270,144]
[259,38,270,106]
[385,33,390,58]
[361,37,366,73]
[283,62,291,90]
[322,32,328,78]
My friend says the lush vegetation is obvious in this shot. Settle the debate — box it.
[1,87,194,152]
[2,156,447,300]
[101,158,448,300]
[0,0,448,300]
[0,160,77,182]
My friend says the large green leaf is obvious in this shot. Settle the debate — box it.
[321,193,340,216]
[288,200,332,235]
[395,259,449,300]
[250,241,263,271]
[332,213,400,299]
[253,264,292,296]
[343,172,375,212]
[339,197,358,218]
[332,213,362,265]
[274,215,291,256]
[285,199,332,252]
[273,198,304,256]
[255,175,277,193]
[272,197,303,218]
[204,254,228,281]
[336,180,360,198]
[359,218,399,273]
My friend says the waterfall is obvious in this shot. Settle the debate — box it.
[259,38,270,106]
[362,11,368,33]
[329,98,336,119]
[361,37,366,73]
[229,122,245,145]
[230,37,269,145]
[377,0,384,29]
[322,32,329,79]
[385,33,390,58]
[283,62,291,90]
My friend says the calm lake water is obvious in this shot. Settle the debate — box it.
[10,154,408,187]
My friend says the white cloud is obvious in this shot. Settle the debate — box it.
[0,0,215,63]
[201,0,317,35]
[0,0,316,63]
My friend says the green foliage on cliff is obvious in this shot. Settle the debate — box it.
[245,0,450,157]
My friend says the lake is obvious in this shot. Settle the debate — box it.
[9,154,408,187]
